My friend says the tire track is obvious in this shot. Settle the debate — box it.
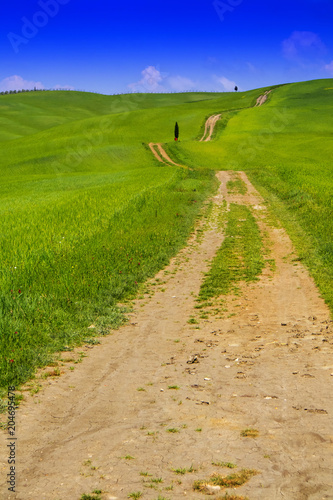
[199,113,221,142]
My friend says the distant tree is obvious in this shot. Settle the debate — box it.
[174,122,179,141]
[234,86,238,92]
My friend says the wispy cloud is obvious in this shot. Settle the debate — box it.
[128,66,164,92]
[217,75,237,92]
[128,66,201,92]
[324,61,333,75]
[282,31,326,60]
[168,76,196,92]
[129,66,239,93]
[0,75,44,92]
[54,84,75,90]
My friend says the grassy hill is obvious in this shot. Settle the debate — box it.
[169,78,333,312]
[0,80,332,388]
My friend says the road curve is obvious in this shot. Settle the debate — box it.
[148,142,183,167]
[255,90,272,106]
[200,114,221,142]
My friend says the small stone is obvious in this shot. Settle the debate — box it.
[187,355,199,364]
[204,377,211,381]
[206,485,221,493]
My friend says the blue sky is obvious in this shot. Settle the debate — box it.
[1,0,333,94]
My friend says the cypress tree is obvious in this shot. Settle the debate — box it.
[174,122,179,140]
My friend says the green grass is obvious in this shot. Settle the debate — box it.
[193,469,258,491]
[3,89,262,388]
[198,203,265,301]
[1,79,332,388]
[212,461,237,468]
[128,492,142,499]
[80,493,102,500]
[240,428,259,438]
[172,465,195,474]
[171,78,333,313]
[227,174,247,195]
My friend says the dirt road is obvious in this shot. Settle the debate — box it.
[256,90,272,107]
[148,143,182,166]
[1,170,332,500]
[199,89,272,144]
[200,114,221,142]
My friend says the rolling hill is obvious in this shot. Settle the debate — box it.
[0,79,332,388]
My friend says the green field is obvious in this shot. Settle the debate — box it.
[169,79,333,311]
[0,79,332,388]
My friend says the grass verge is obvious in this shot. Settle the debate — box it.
[0,167,215,389]
[198,203,265,302]
[193,468,258,492]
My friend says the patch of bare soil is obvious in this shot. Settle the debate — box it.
[1,172,332,500]
[148,143,181,166]
[200,114,221,142]
[255,90,272,107]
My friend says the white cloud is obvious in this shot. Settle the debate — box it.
[54,84,75,90]
[282,31,325,60]
[0,75,44,92]
[324,61,333,75]
[128,66,164,92]
[168,76,196,92]
[217,76,237,92]
[129,66,219,93]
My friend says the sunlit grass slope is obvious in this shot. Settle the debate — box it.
[0,89,258,142]
[171,78,333,311]
[2,79,331,389]
[0,88,262,387]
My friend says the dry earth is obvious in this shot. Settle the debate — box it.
[200,115,221,142]
[1,170,332,500]
[255,91,272,107]
[148,143,182,166]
